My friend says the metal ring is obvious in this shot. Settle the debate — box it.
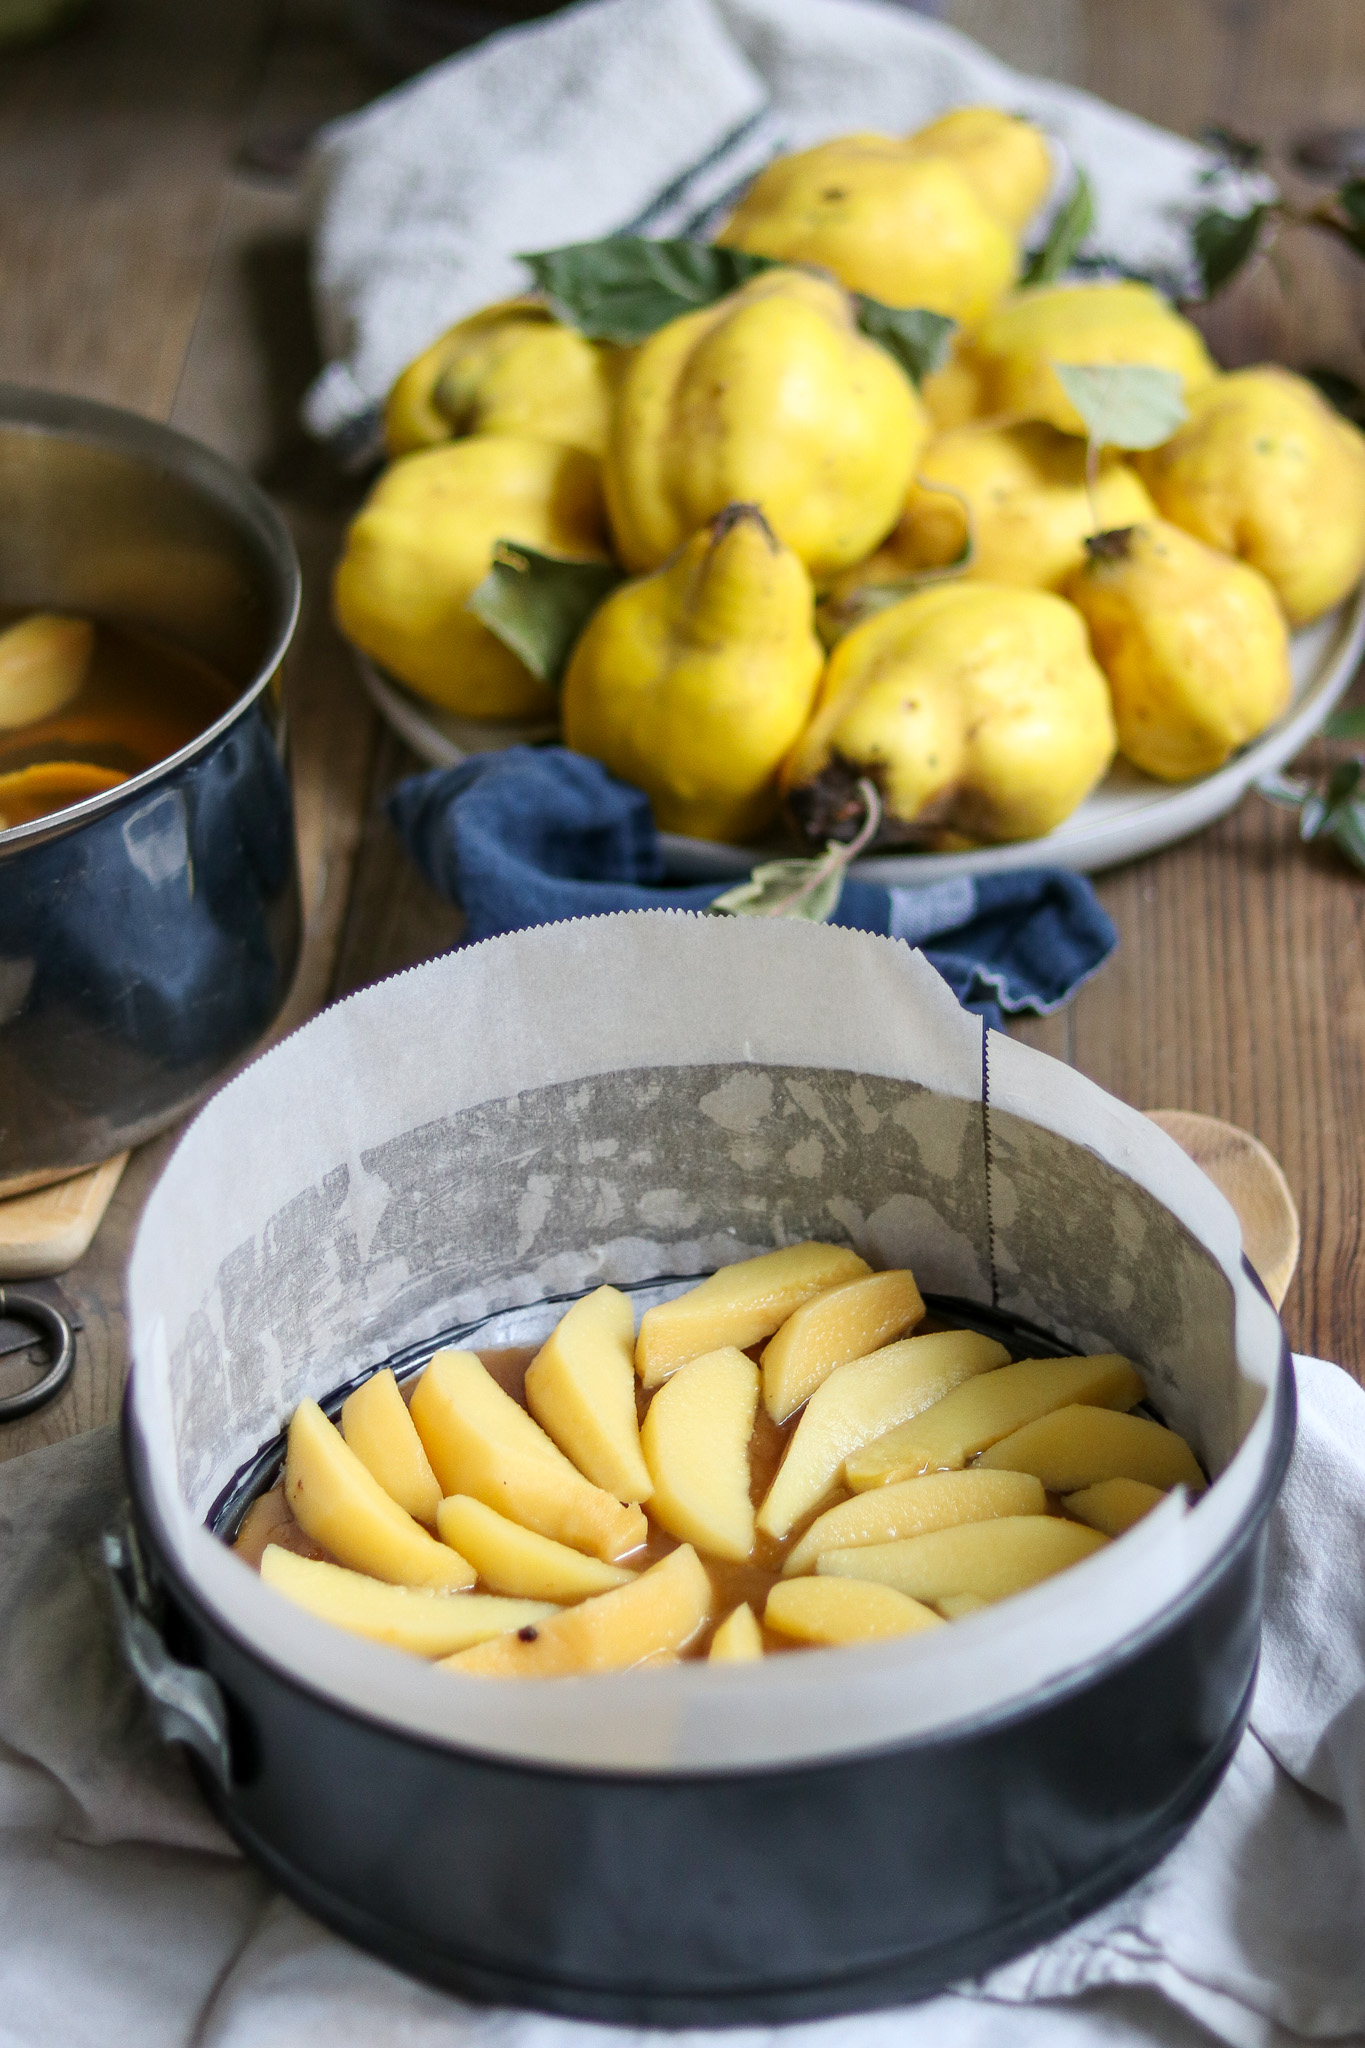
[0,1286,77,1421]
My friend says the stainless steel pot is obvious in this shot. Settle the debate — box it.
[0,386,302,1192]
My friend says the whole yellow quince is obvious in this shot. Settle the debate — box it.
[604,267,926,579]
[972,281,1218,435]
[384,300,617,459]
[334,435,610,721]
[562,504,825,843]
[1137,366,1365,626]
[871,420,1157,590]
[920,335,990,432]
[715,136,1018,322]
[1065,519,1291,781]
[907,106,1054,234]
[782,582,1115,847]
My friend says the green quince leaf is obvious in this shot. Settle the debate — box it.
[518,237,777,343]
[1022,169,1096,286]
[1299,758,1365,849]
[522,234,956,382]
[1338,178,1365,229]
[466,543,624,688]
[1052,361,1188,450]
[1191,204,1270,298]
[1327,801,1365,872]
[1318,181,1365,260]
[1324,757,1365,810]
[852,299,956,383]
[1322,705,1365,741]
[706,854,848,924]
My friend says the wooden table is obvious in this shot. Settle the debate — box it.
[4,0,1365,1460]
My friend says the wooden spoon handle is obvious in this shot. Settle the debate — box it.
[1146,1110,1300,1311]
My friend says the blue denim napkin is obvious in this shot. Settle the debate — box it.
[387,748,1117,1028]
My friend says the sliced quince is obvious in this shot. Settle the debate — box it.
[283,1398,474,1590]
[441,1543,711,1677]
[0,612,93,729]
[640,1346,758,1561]
[818,1514,1108,1603]
[782,1466,1044,1577]
[259,1546,554,1656]
[0,760,127,828]
[935,1592,992,1619]
[844,1354,1144,1489]
[708,1603,764,1662]
[636,1242,869,1388]
[409,1350,647,1561]
[435,1495,637,1601]
[978,1403,1204,1493]
[524,1285,652,1501]
[764,1574,942,1647]
[340,1367,441,1525]
[1064,1476,1169,1536]
[757,1329,1009,1542]
[760,1268,925,1423]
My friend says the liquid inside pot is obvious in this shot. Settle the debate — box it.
[0,607,236,828]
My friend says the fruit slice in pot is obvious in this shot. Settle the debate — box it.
[0,759,125,827]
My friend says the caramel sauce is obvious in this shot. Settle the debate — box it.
[227,1317,1147,1661]
[232,1341,836,1656]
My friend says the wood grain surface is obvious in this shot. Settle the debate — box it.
[2,0,1363,1459]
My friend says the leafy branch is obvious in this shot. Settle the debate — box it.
[706,780,882,922]
[1258,708,1365,873]
[1190,132,1365,300]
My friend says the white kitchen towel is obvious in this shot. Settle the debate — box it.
[1,1354,1363,2047]
[303,0,1264,453]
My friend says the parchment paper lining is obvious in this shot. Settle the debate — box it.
[127,916,1284,1773]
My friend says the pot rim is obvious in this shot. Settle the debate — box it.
[0,380,301,856]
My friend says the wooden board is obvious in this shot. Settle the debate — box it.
[0,1155,129,1279]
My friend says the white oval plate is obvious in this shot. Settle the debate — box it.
[355,579,1365,883]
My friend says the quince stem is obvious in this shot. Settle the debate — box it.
[1084,434,1101,536]
[780,777,883,915]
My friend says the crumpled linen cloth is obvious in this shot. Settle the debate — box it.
[385,747,1118,1027]
[2,1354,1363,2047]
[302,0,1264,449]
